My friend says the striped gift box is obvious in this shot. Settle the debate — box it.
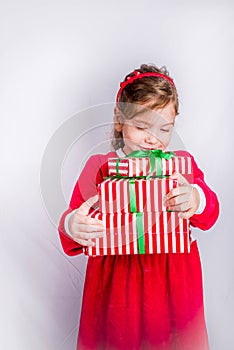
[98,177,178,213]
[108,156,192,177]
[83,209,191,256]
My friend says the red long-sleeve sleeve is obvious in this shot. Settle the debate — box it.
[175,150,220,230]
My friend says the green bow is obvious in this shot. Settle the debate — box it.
[116,149,175,177]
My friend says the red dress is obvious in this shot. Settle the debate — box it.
[58,150,219,350]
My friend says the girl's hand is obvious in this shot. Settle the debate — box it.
[164,172,200,219]
[68,195,104,247]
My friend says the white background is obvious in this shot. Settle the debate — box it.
[1,0,233,349]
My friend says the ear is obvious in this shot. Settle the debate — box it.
[114,107,123,132]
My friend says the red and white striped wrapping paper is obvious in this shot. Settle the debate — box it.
[98,177,178,213]
[83,209,191,256]
[108,156,192,177]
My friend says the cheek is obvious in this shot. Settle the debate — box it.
[122,127,141,142]
[157,131,173,144]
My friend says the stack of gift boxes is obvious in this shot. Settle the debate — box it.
[84,151,193,256]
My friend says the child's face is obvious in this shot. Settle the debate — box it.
[116,102,176,155]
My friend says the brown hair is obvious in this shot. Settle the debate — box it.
[112,64,179,150]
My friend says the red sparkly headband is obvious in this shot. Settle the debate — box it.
[116,70,175,105]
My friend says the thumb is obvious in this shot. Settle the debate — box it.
[76,194,99,216]
[169,171,189,186]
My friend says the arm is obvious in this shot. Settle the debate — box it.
[165,150,220,231]
[58,154,105,256]
[189,153,220,230]
[58,208,82,256]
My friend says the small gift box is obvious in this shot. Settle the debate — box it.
[83,209,191,256]
[98,177,178,213]
[108,150,192,178]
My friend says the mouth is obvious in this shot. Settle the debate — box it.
[140,146,159,151]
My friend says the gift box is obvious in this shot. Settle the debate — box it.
[108,153,192,178]
[98,177,178,213]
[83,209,191,256]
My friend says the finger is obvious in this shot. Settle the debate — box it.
[178,207,195,219]
[75,195,99,216]
[73,231,104,239]
[169,172,189,186]
[165,192,191,207]
[167,202,189,212]
[74,237,95,247]
[164,187,188,202]
[72,224,105,234]
[75,215,104,227]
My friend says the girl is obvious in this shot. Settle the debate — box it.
[58,64,219,350]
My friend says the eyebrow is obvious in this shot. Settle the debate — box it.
[134,118,174,127]
[161,122,175,126]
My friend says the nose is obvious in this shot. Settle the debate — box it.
[145,131,163,148]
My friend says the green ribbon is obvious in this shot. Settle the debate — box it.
[136,213,145,254]
[128,180,144,254]
[115,149,175,178]
[129,178,137,213]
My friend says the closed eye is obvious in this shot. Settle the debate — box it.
[160,128,170,132]
[136,126,147,130]
[132,120,148,130]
